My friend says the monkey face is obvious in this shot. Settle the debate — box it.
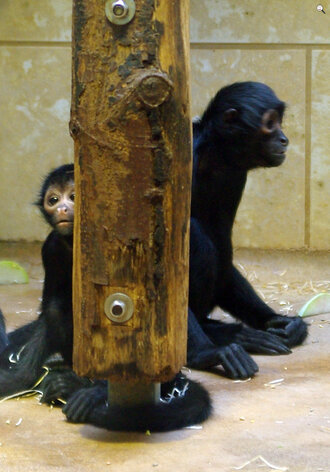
[43,181,75,235]
[222,108,289,170]
[258,109,289,167]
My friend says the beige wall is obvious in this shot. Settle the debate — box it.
[0,0,329,249]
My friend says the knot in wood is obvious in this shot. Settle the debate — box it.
[137,74,172,108]
[69,119,80,137]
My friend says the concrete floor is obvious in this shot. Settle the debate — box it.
[0,243,329,472]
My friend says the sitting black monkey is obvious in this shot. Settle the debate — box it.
[186,81,308,379]
[0,164,75,391]
[0,164,212,432]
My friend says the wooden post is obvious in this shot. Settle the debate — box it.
[71,0,191,388]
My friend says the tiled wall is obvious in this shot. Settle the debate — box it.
[0,1,72,242]
[0,1,329,249]
[190,0,330,250]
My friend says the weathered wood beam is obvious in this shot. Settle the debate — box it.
[71,0,191,386]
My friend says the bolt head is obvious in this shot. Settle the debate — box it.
[104,292,134,323]
[112,0,128,18]
[110,300,125,316]
[105,0,136,26]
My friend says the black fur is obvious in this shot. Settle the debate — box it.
[0,309,8,354]
[42,370,211,432]
[0,164,74,396]
[186,82,308,379]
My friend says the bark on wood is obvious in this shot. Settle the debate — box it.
[71,0,191,382]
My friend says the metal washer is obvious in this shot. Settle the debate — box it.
[104,292,134,323]
[105,0,136,25]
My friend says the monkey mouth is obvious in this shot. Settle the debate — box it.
[56,220,74,236]
[57,220,73,226]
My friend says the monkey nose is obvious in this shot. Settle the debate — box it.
[281,135,289,146]
[57,207,68,213]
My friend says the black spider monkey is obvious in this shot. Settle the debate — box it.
[0,164,211,431]
[0,164,75,387]
[186,81,308,379]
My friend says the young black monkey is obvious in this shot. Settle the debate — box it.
[186,81,308,379]
[0,164,212,432]
[0,164,75,392]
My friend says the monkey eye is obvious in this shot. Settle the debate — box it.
[70,193,75,202]
[261,109,279,135]
[48,196,59,206]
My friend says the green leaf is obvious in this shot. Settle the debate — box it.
[298,293,330,318]
[0,260,29,285]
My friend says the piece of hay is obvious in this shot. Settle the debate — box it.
[233,454,288,471]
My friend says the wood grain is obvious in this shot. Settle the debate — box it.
[71,0,191,382]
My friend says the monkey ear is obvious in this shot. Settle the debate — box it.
[223,108,238,123]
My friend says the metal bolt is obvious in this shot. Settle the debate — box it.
[105,0,135,25]
[110,300,125,317]
[104,292,134,323]
[112,0,128,18]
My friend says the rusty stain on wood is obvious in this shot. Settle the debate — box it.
[72,0,192,382]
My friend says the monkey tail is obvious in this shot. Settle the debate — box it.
[0,318,50,398]
[107,378,212,432]
[64,374,212,432]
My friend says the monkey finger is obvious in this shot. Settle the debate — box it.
[250,335,291,354]
[63,390,89,422]
[283,317,305,335]
[187,347,230,369]
[41,385,64,404]
[283,320,308,347]
[266,327,290,339]
[265,317,290,329]
[40,374,69,404]
[219,344,258,379]
[259,341,290,354]
[64,385,107,423]
[238,349,259,375]
[236,329,291,354]
[242,339,291,355]
[73,400,93,422]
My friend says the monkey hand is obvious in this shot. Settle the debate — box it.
[63,384,107,423]
[234,326,292,355]
[265,315,308,347]
[187,343,258,380]
[39,368,92,405]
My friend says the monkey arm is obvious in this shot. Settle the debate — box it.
[187,308,258,379]
[217,266,308,348]
[40,232,73,363]
[41,233,71,302]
